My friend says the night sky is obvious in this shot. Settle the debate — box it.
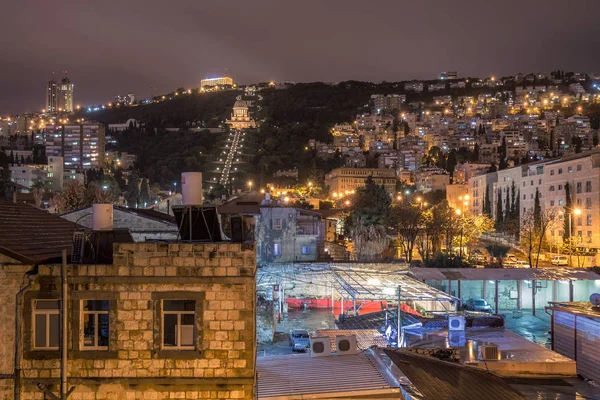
[2,0,600,114]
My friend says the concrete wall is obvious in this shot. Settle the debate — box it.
[1,242,256,400]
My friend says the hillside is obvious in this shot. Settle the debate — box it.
[76,90,239,127]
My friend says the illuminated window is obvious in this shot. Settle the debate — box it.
[273,243,282,256]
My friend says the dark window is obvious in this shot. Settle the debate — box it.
[162,300,195,350]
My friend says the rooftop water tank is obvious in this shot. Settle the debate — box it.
[181,172,203,205]
[92,204,113,231]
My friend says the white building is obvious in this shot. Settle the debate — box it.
[542,151,600,252]
[9,164,48,188]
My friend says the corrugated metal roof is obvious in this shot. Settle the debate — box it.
[315,329,389,351]
[257,351,400,399]
[0,200,80,264]
[410,267,600,281]
[384,349,526,400]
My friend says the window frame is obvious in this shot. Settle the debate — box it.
[161,300,196,351]
[81,300,110,351]
[32,299,60,351]
[152,292,204,359]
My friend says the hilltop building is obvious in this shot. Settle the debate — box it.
[226,100,256,130]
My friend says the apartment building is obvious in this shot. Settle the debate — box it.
[371,94,406,112]
[44,124,105,171]
[543,150,600,250]
[467,172,497,216]
[325,167,396,195]
[8,164,48,188]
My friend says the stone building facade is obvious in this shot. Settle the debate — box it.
[0,242,256,400]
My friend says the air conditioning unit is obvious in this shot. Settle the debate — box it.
[310,336,332,358]
[448,316,466,331]
[478,345,500,361]
[336,335,358,356]
[448,331,466,347]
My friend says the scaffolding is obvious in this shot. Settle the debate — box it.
[256,263,458,313]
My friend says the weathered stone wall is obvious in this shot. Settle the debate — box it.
[3,242,256,400]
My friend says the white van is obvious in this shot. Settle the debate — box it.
[551,255,568,266]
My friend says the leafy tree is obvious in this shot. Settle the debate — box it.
[49,180,86,214]
[521,208,557,269]
[289,199,314,210]
[347,175,392,260]
[485,244,510,267]
[391,203,423,262]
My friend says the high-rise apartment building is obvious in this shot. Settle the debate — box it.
[45,74,74,113]
[58,76,74,112]
[45,80,59,112]
[44,123,105,171]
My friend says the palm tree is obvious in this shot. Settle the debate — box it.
[349,214,389,261]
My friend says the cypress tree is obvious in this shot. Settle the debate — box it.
[496,189,504,229]
[483,186,491,216]
[563,182,572,240]
[533,188,542,232]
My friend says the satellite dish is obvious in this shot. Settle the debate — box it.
[590,293,600,306]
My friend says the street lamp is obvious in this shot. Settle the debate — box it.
[456,209,464,257]
[567,208,582,267]
[248,181,253,191]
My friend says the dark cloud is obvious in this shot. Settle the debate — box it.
[2,0,600,114]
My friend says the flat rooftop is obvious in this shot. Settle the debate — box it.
[257,349,401,399]
[410,267,600,281]
[403,327,576,377]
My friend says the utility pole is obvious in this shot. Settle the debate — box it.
[37,249,75,400]
[61,249,68,400]
[397,285,402,348]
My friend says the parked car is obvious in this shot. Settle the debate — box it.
[515,261,531,268]
[289,329,310,352]
[469,251,488,263]
[505,254,518,263]
[551,255,568,266]
[463,298,492,313]
[503,260,517,268]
